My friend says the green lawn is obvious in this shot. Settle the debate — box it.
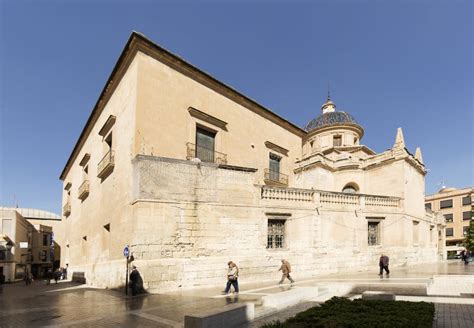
[262,297,435,328]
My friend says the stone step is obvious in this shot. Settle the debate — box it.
[362,291,396,301]
[261,286,319,309]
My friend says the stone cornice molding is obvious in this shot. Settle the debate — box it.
[265,141,289,157]
[295,147,427,176]
[305,123,364,142]
[188,107,228,131]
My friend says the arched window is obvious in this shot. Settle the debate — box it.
[342,183,359,193]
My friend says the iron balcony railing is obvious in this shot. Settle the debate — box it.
[63,202,71,217]
[78,180,90,200]
[264,168,289,186]
[186,143,227,164]
[97,150,115,179]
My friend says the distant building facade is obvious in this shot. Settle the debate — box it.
[425,187,473,258]
[59,32,445,292]
[0,208,62,282]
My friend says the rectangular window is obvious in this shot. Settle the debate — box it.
[333,135,342,147]
[195,127,216,162]
[440,199,453,209]
[444,213,453,223]
[269,153,281,181]
[463,211,471,220]
[42,234,48,246]
[462,195,471,206]
[41,250,47,261]
[368,222,380,246]
[425,203,432,210]
[463,226,469,236]
[267,218,286,249]
[446,228,453,237]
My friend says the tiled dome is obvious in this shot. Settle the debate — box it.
[305,111,359,132]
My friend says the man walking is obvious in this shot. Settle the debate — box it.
[279,259,295,284]
[129,265,141,296]
[379,254,390,276]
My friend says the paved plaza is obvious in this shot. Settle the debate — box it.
[1,261,473,327]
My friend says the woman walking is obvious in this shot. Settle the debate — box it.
[223,261,239,294]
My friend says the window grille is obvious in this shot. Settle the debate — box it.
[267,219,286,249]
[368,222,380,246]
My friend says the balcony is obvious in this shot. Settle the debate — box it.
[63,202,71,217]
[264,168,289,186]
[186,143,227,164]
[78,180,90,201]
[97,150,115,179]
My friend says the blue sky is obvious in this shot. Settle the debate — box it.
[0,0,472,214]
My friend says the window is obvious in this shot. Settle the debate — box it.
[440,199,453,209]
[446,228,453,237]
[354,137,358,145]
[425,203,432,210]
[412,221,419,244]
[463,226,469,236]
[196,127,216,162]
[463,211,471,220]
[41,250,47,262]
[333,135,342,147]
[103,223,110,232]
[462,195,471,206]
[42,234,49,246]
[342,183,358,194]
[267,218,286,249]
[269,153,281,181]
[444,213,453,223]
[368,222,380,246]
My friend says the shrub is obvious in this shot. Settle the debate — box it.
[262,297,434,328]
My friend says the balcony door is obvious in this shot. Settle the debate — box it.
[196,127,216,163]
[269,153,281,181]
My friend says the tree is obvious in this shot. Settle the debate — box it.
[464,220,474,252]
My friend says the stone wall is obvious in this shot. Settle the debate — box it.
[123,156,439,292]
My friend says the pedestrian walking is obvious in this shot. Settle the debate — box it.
[45,269,52,285]
[24,271,32,286]
[464,250,470,265]
[278,259,295,284]
[54,269,61,284]
[63,264,68,280]
[222,261,239,294]
[378,253,390,276]
[129,265,142,296]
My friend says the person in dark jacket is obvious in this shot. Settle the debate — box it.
[129,266,142,296]
[378,254,390,276]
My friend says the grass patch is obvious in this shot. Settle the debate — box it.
[262,297,434,328]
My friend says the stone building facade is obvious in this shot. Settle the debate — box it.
[59,32,445,292]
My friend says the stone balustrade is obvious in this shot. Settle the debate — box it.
[260,186,401,209]
[365,195,400,207]
[320,191,359,205]
[261,186,314,202]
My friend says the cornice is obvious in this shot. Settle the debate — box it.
[305,123,364,142]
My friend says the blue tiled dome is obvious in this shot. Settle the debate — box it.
[305,111,359,132]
